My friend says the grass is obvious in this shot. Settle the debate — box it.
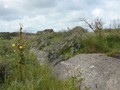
[0,26,120,90]
[0,37,80,90]
[1,53,78,90]
[1,48,83,90]
[80,32,120,54]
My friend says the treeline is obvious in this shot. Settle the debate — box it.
[0,32,19,40]
[0,32,35,40]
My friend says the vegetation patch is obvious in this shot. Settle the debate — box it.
[36,26,120,65]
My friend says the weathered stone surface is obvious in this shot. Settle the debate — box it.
[53,54,120,90]
[30,48,47,64]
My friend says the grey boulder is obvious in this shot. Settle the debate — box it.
[53,54,120,90]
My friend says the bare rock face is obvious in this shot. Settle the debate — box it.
[53,54,120,90]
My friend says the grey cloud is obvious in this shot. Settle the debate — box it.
[0,0,58,21]
[54,0,102,14]
[0,4,15,15]
[22,0,58,9]
[0,8,22,21]
[0,0,95,21]
[0,0,119,32]
[0,2,23,21]
[30,0,57,8]
[0,15,22,21]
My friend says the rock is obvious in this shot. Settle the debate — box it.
[37,29,54,34]
[43,29,54,33]
[30,48,48,64]
[53,54,120,90]
[71,26,87,33]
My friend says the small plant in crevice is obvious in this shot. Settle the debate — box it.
[64,64,88,90]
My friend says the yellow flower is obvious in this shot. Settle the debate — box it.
[12,44,15,47]
[19,45,23,49]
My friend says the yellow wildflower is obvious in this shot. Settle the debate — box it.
[19,45,23,49]
[12,44,15,47]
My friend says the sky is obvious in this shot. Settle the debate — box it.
[0,0,120,33]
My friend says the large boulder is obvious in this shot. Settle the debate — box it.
[53,54,120,90]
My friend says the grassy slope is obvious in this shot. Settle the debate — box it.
[0,28,120,90]
[0,38,79,90]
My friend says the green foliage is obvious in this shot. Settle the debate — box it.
[0,39,12,61]
[80,34,109,53]
[36,31,83,65]
[36,27,120,63]
[0,37,80,90]
[0,32,18,40]
[1,26,120,90]
[0,52,79,90]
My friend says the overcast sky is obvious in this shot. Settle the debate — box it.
[0,0,120,33]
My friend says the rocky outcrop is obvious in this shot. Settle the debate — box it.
[37,29,54,34]
[53,54,120,90]
[30,47,120,90]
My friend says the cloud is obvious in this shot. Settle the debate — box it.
[24,0,57,8]
[92,8,104,17]
[2,0,57,9]
[0,0,58,20]
[102,0,120,20]
[0,0,119,32]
